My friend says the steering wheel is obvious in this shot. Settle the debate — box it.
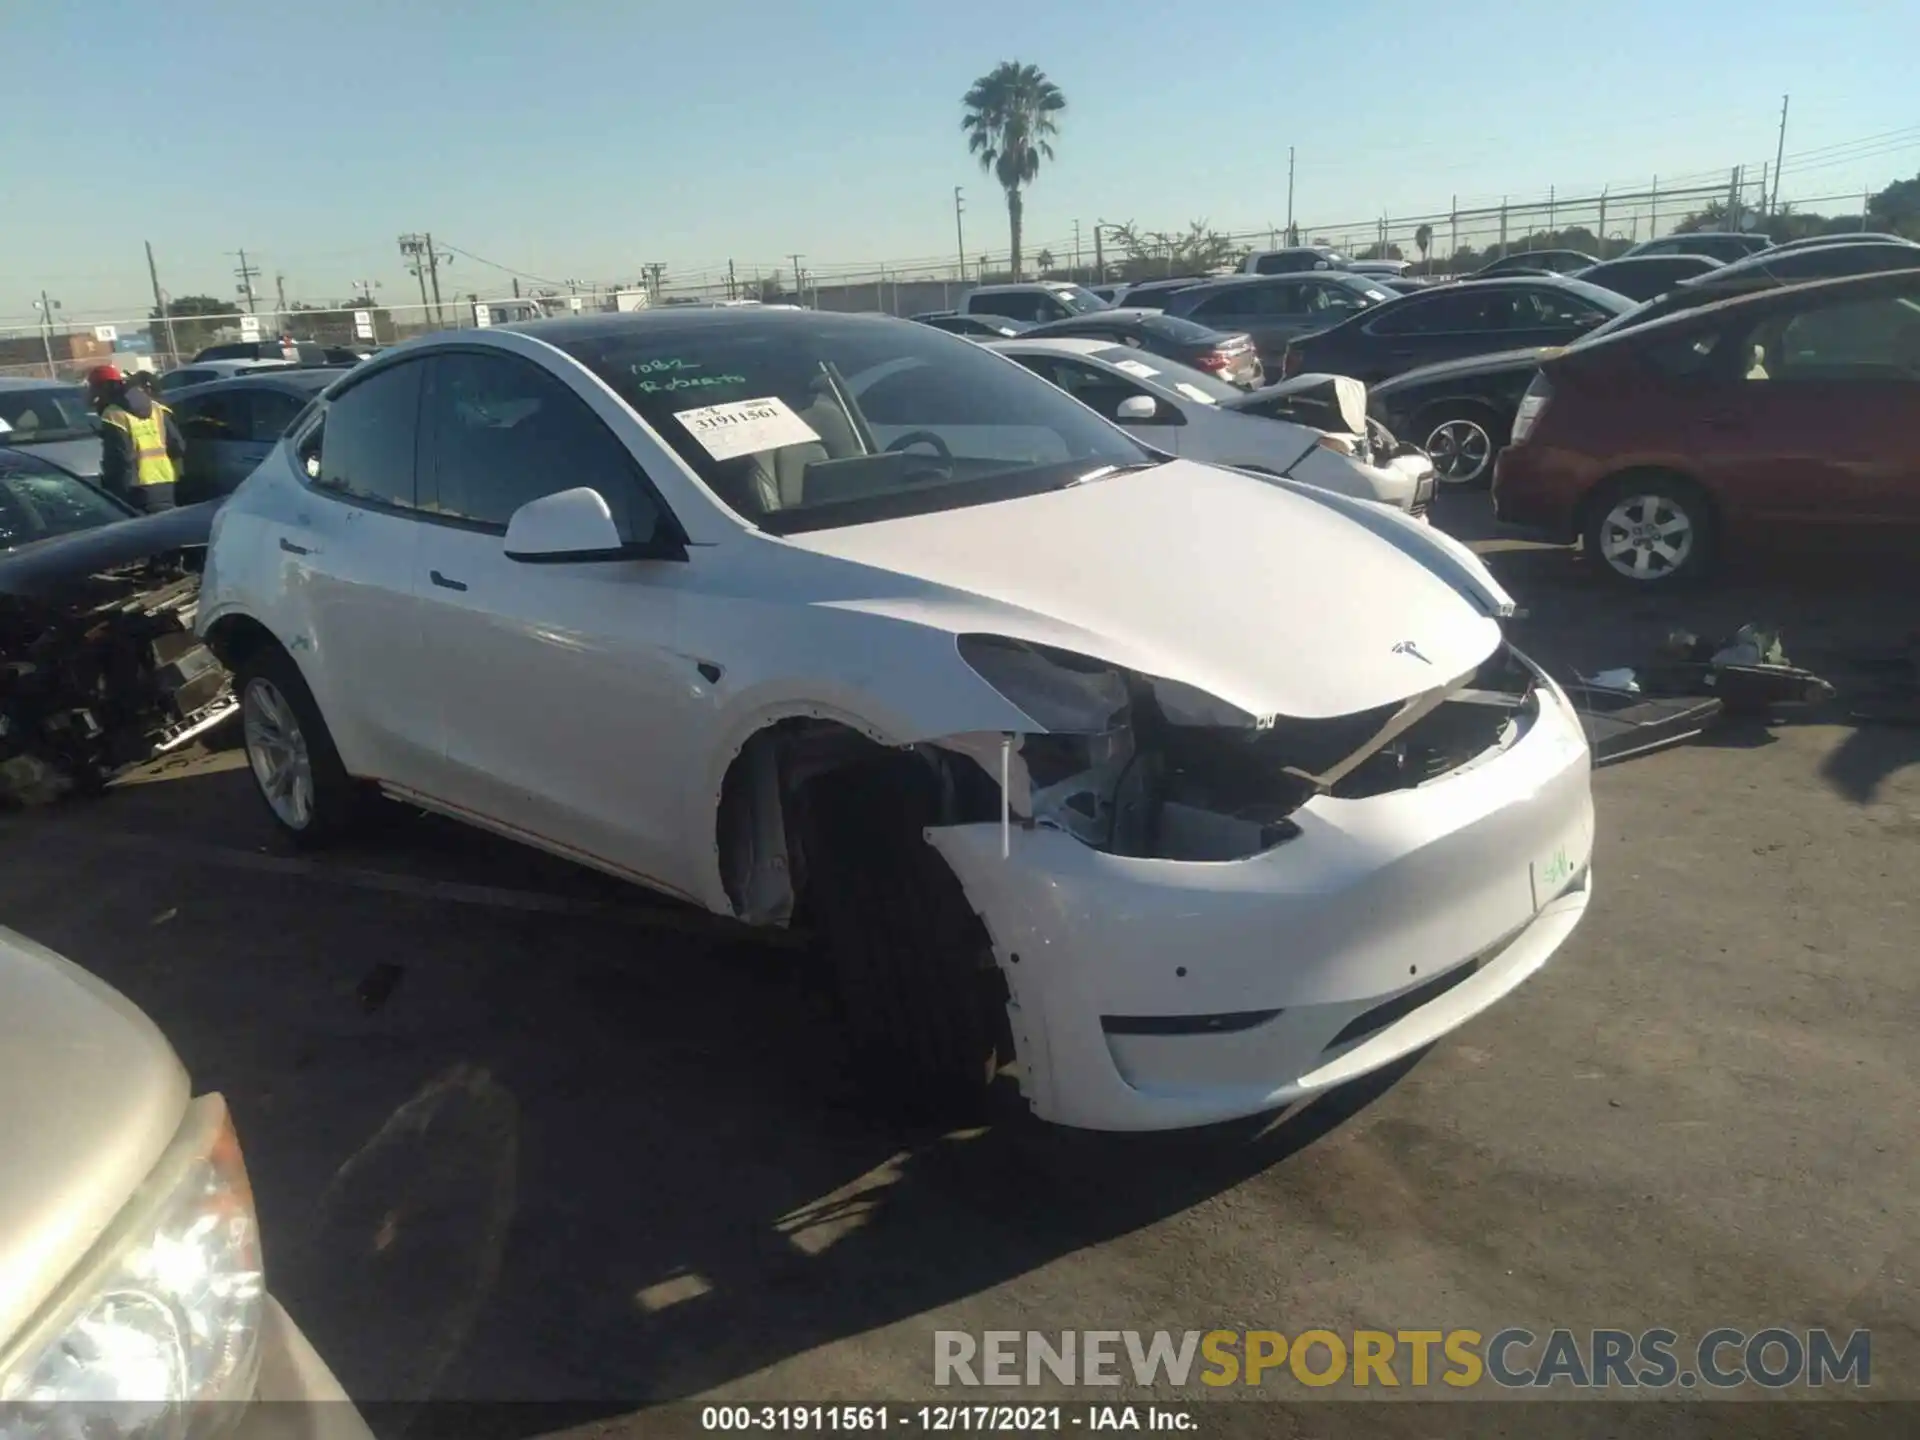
[885,430,954,465]
[883,429,955,482]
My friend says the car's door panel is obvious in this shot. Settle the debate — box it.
[278,360,436,787]
[1698,296,1920,551]
[409,349,705,897]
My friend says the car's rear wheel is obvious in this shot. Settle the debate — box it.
[1582,472,1718,586]
[799,761,1014,1120]
[1417,403,1504,488]
[236,645,362,846]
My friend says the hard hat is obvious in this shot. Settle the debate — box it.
[85,363,126,386]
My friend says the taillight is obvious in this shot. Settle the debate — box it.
[1196,350,1232,372]
[1511,372,1553,444]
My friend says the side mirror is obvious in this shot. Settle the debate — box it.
[504,487,631,563]
[1116,394,1159,421]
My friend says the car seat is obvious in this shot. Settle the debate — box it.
[732,382,864,513]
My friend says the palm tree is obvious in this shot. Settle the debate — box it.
[1414,223,1434,273]
[1035,248,1055,276]
[961,61,1066,283]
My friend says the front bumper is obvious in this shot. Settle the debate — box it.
[232,1297,372,1440]
[928,675,1594,1131]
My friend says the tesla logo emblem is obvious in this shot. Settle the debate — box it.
[1392,640,1434,665]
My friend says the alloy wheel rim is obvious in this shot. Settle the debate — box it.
[1599,494,1695,579]
[1425,418,1493,484]
[242,678,314,829]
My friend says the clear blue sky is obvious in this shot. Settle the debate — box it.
[5,0,1917,323]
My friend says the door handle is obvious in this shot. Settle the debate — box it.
[429,569,468,592]
[278,537,309,555]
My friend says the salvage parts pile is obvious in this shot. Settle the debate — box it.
[0,547,234,806]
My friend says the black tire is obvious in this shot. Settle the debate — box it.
[1581,472,1718,587]
[234,643,363,847]
[798,762,1013,1120]
[1415,401,1505,489]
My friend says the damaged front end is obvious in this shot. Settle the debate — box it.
[943,632,1539,862]
[0,526,234,805]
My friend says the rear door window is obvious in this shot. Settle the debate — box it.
[1507,288,1614,328]
[248,389,308,440]
[175,390,251,442]
[1368,290,1492,335]
[1747,293,1920,382]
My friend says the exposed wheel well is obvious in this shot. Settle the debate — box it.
[713,718,999,927]
[203,613,283,672]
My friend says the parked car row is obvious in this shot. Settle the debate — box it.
[1366,238,1920,492]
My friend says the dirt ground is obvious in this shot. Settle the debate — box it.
[1,496,1915,1433]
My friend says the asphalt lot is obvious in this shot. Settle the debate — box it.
[2,495,1916,1433]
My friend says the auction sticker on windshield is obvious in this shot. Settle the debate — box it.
[676,396,820,461]
[1111,359,1159,379]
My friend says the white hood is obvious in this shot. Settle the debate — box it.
[781,460,1504,720]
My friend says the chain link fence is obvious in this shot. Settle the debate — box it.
[2,170,1889,371]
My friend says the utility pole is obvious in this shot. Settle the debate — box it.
[145,241,179,367]
[644,262,666,302]
[34,291,60,377]
[1728,165,1743,233]
[230,248,261,313]
[954,187,967,282]
[1072,218,1081,277]
[1771,94,1789,215]
[790,253,805,306]
[274,272,289,326]
[727,259,737,300]
[1286,147,1296,244]
[424,232,447,324]
[1649,174,1659,240]
[398,235,433,322]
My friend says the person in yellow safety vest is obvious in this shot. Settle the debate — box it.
[87,364,185,513]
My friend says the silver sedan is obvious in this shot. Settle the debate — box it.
[988,337,1431,512]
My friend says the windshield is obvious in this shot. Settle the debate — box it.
[0,457,126,551]
[1087,345,1241,403]
[1049,285,1109,315]
[0,386,97,444]
[555,313,1153,534]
